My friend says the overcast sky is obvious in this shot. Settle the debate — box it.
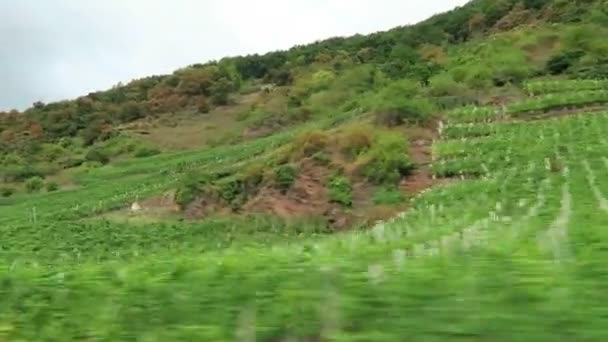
[0,0,468,111]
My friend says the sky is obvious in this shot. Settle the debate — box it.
[0,0,469,111]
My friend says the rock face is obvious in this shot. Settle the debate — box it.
[130,202,142,212]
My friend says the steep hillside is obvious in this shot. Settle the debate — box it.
[2,0,608,340]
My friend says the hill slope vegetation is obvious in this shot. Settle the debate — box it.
[2,0,608,340]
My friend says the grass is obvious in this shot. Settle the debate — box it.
[122,92,260,151]
[2,80,608,339]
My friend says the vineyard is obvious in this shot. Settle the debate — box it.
[0,78,607,340]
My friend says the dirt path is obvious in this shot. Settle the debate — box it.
[400,125,454,195]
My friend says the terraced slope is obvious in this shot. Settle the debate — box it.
[2,80,608,340]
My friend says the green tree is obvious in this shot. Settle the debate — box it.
[210,77,233,105]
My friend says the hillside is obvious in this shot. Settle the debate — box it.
[2,0,608,339]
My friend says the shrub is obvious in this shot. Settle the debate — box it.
[357,133,413,184]
[274,164,297,193]
[291,130,331,160]
[240,163,266,189]
[46,181,59,192]
[0,187,15,197]
[328,174,353,207]
[218,179,246,208]
[134,147,161,158]
[41,144,66,162]
[197,96,210,113]
[209,77,233,105]
[118,101,144,122]
[546,50,585,75]
[310,70,336,92]
[427,74,468,97]
[374,99,434,126]
[175,172,211,208]
[60,158,85,169]
[266,68,294,86]
[85,148,110,165]
[25,176,44,193]
[373,186,405,205]
[371,79,433,126]
[2,166,46,182]
[337,123,375,158]
[286,107,313,123]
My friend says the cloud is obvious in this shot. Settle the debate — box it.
[0,0,468,110]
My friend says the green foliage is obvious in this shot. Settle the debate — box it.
[85,148,110,165]
[337,123,375,158]
[175,172,208,208]
[373,186,405,205]
[24,176,44,193]
[266,68,294,86]
[328,174,353,206]
[209,77,233,105]
[357,132,413,184]
[274,164,297,193]
[546,50,585,75]
[134,147,161,158]
[427,73,469,97]
[60,157,85,169]
[217,179,248,208]
[370,79,434,126]
[2,3,608,340]
[118,101,144,121]
[0,186,15,197]
[46,181,59,192]
[0,165,46,182]
[81,122,113,146]
[40,144,66,162]
[290,130,331,160]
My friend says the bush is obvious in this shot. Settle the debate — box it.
[197,96,210,113]
[274,164,297,193]
[291,130,331,160]
[372,79,433,125]
[373,186,405,205]
[337,123,375,158]
[85,148,110,165]
[427,74,468,97]
[328,174,352,207]
[546,50,585,75]
[374,99,434,126]
[25,176,44,193]
[0,187,15,197]
[218,179,247,208]
[356,133,413,184]
[1,166,46,182]
[309,70,336,92]
[41,144,66,162]
[46,182,59,192]
[134,147,161,158]
[60,158,85,169]
[175,172,211,208]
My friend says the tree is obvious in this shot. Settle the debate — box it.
[177,67,216,96]
[209,77,233,105]
[119,101,144,122]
